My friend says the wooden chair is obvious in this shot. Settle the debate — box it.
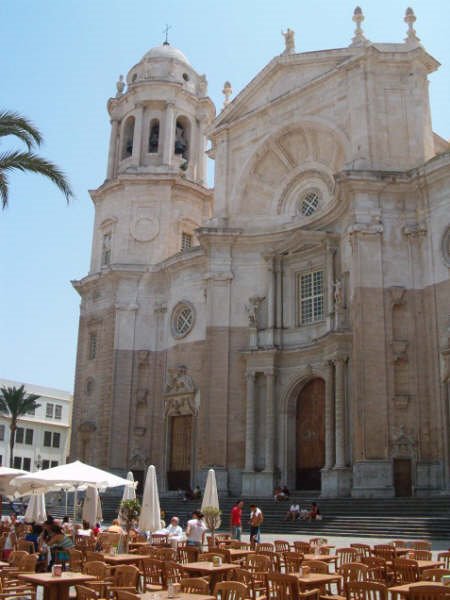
[75,585,101,599]
[293,541,312,554]
[346,580,388,600]
[256,550,280,572]
[231,568,258,599]
[199,550,228,562]
[154,547,176,561]
[0,571,37,599]
[140,556,164,593]
[16,540,35,554]
[336,548,359,568]
[215,534,232,544]
[338,562,369,595]
[284,552,304,574]
[96,532,121,553]
[393,558,420,584]
[409,541,432,551]
[391,540,408,548]
[84,551,105,563]
[255,543,274,553]
[181,577,210,593]
[115,593,140,600]
[82,560,111,597]
[164,560,184,585]
[178,545,200,563]
[243,555,270,597]
[214,580,249,600]
[274,540,291,554]
[422,568,450,582]
[106,564,140,599]
[438,552,450,569]
[411,550,432,561]
[351,544,372,560]
[310,538,328,546]
[362,557,391,584]
[150,533,168,546]
[69,548,84,571]
[408,584,449,600]
[372,545,396,564]
[303,560,330,574]
[266,573,320,600]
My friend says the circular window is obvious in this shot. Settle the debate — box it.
[171,302,195,339]
[299,189,320,216]
[182,72,189,82]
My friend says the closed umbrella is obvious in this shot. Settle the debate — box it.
[118,471,136,523]
[24,492,46,523]
[201,468,221,532]
[138,465,161,533]
[82,485,103,527]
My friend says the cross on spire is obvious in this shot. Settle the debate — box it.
[162,24,171,46]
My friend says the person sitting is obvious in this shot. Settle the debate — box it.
[192,485,202,499]
[107,519,124,534]
[47,524,74,570]
[165,516,184,546]
[281,485,290,499]
[308,502,320,521]
[285,502,300,521]
[274,487,289,502]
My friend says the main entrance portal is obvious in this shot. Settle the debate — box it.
[167,414,192,490]
[296,378,325,490]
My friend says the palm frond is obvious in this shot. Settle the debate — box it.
[0,111,42,150]
[0,150,73,207]
[0,172,8,207]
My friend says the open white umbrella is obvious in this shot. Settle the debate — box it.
[201,468,221,531]
[0,467,26,498]
[138,465,161,532]
[24,492,46,523]
[82,485,103,527]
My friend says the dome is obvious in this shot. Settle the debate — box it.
[143,43,191,66]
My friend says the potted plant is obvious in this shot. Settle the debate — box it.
[202,506,221,543]
[119,498,141,552]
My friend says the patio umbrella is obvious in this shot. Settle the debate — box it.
[24,492,47,523]
[82,485,103,527]
[201,468,221,531]
[138,465,161,532]
[118,471,136,523]
[0,467,26,499]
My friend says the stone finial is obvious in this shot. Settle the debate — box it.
[350,6,369,47]
[116,74,125,97]
[281,28,295,54]
[222,81,232,107]
[404,7,420,45]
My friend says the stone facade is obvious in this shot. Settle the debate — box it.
[71,12,450,497]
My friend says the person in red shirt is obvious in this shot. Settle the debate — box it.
[230,500,244,540]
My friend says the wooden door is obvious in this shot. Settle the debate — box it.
[296,378,325,490]
[393,458,412,497]
[167,415,192,490]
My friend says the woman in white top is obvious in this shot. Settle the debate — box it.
[166,516,183,539]
[186,510,206,548]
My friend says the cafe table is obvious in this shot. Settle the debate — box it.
[18,571,97,600]
[297,572,343,593]
[389,581,445,599]
[140,592,214,600]
[416,560,445,573]
[102,552,145,569]
[227,548,255,561]
[181,561,236,591]
[304,553,336,563]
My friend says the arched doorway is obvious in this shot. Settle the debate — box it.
[296,378,325,490]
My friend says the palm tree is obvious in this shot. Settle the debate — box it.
[0,110,73,208]
[0,385,41,467]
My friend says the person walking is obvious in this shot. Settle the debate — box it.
[230,500,244,540]
[249,504,263,547]
[186,510,207,549]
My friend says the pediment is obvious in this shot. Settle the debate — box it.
[212,48,357,130]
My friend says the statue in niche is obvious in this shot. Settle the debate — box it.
[174,122,188,158]
[149,122,159,153]
[281,28,295,54]
[245,296,265,328]
[333,279,343,307]
[165,365,195,395]
[116,74,125,97]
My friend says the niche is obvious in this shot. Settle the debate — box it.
[148,119,159,153]
[174,116,190,160]
[121,116,135,159]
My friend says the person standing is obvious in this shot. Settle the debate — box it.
[249,504,263,546]
[230,500,244,540]
[186,510,206,549]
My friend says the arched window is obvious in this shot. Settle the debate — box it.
[174,116,190,160]
[148,119,160,153]
[121,116,135,159]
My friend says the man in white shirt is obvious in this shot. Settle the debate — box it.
[285,502,300,521]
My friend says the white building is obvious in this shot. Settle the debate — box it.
[0,379,73,471]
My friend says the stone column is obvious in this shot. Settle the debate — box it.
[106,118,119,179]
[334,356,347,468]
[324,360,335,469]
[131,104,144,166]
[265,255,275,347]
[264,370,275,472]
[163,101,175,166]
[244,371,256,472]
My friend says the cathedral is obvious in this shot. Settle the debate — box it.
[71,8,450,498]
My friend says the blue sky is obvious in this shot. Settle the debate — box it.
[1,0,449,392]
